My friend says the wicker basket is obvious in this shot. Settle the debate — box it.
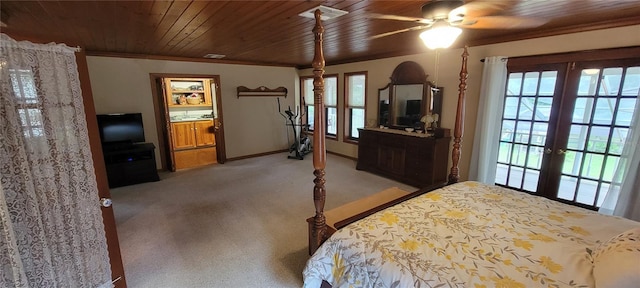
[186,96,201,105]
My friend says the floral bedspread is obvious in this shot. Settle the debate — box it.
[303,181,639,288]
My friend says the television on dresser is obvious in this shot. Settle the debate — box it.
[96,113,145,147]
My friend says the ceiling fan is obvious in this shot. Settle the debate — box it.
[371,0,547,49]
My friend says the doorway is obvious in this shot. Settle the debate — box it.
[149,73,226,171]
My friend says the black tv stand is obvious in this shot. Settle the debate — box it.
[103,142,160,188]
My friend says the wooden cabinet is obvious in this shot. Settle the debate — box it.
[170,120,217,170]
[194,121,215,146]
[171,122,197,149]
[174,147,217,170]
[170,120,215,150]
[357,128,450,188]
[164,78,212,107]
[163,76,219,170]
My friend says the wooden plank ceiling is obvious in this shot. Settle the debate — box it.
[1,0,639,68]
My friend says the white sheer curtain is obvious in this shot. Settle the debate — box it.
[469,56,508,184]
[599,90,640,221]
[0,34,112,287]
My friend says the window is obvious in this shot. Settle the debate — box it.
[10,68,44,138]
[301,76,314,131]
[325,75,338,138]
[301,75,338,138]
[344,72,367,141]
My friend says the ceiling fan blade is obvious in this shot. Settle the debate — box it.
[370,25,432,39]
[457,16,548,29]
[449,0,514,19]
[369,13,434,24]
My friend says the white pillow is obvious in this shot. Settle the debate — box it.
[592,227,640,288]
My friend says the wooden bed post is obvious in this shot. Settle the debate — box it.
[448,46,469,184]
[310,9,327,255]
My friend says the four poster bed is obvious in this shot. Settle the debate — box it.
[303,10,640,288]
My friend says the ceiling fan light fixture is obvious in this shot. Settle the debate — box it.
[419,22,462,49]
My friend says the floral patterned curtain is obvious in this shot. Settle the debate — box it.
[0,34,112,288]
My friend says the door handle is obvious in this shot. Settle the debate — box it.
[100,198,112,208]
[557,149,567,155]
[545,148,552,155]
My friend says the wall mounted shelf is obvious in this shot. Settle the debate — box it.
[237,86,287,98]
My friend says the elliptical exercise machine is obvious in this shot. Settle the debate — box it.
[278,98,312,160]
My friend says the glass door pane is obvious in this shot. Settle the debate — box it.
[557,65,639,207]
[496,69,561,193]
[498,55,639,210]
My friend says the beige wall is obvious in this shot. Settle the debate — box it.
[301,24,640,181]
[87,57,299,167]
[86,25,639,175]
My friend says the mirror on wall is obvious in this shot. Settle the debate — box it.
[393,84,424,126]
[377,61,442,129]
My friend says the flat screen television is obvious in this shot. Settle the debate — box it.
[96,113,145,145]
[406,100,421,116]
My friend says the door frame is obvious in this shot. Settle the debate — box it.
[499,46,640,209]
[551,57,640,208]
[149,73,227,170]
[499,62,569,198]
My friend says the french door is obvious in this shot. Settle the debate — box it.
[496,57,640,209]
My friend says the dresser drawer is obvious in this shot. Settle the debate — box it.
[357,128,450,188]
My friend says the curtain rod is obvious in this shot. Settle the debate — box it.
[480,57,508,63]
[1,33,81,52]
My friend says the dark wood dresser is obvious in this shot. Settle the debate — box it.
[357,128,450,188]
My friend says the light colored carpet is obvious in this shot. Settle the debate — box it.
[111,152,415,288]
